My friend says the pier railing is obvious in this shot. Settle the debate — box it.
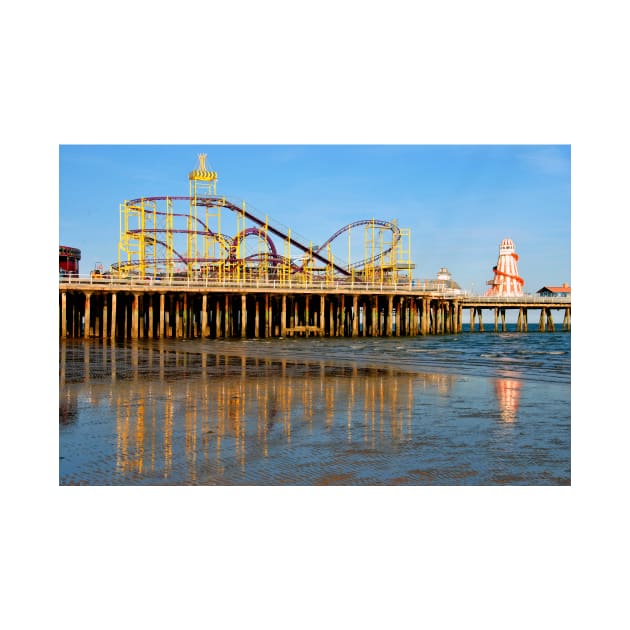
[461,295,571,305]
[60,274,448,292]
[59,275,570,304]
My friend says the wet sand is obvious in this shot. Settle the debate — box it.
[59,339,570,485]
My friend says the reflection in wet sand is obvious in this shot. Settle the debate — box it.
[60,340,570,485]
[60,342,458,484]
[494,378,522,423]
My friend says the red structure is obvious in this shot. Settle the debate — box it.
[485,238,524,296]
[59,245,81,276]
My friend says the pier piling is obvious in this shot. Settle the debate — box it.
[59,283,570,340]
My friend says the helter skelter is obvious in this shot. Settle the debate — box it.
[485,238,525,296]
[114,154,413,286]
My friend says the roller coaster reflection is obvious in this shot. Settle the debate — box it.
[60,343,522,483]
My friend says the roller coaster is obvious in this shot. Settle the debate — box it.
[113,154,413,286]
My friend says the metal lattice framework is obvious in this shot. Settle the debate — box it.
[114,155,414,285]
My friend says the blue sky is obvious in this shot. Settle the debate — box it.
[59,144,570,293]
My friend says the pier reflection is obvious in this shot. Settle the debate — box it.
[60,341,459,483]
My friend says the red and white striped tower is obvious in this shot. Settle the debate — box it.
[485,238,524,296]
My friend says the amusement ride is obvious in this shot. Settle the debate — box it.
[113,154,414,286]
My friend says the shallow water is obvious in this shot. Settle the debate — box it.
[59,329,570,485]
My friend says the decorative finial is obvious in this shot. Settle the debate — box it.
[189,153,218,182]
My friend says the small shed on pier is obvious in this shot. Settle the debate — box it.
[536,283,571,297]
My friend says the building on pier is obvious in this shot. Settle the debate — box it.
[435,267,463,294]
[485,238,524,297]
[536,284,571,297]
[412,267,463,294]
[59,245,81,276]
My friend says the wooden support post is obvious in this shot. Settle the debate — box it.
[501,308,506,332]
[337,296,343,336]
[422,300,427,335]
[94,297,101,338]
[494,307,499,332]
[386,295,393,336]
[538,309,545,331]
[110,293,117,339]
[131,293,139,339]
[73,294,78,338]
[61,292,67,337]
[175,296,181,338]
[329,299,334,337]
[215,298,221,338]
[147,295,153,338]
[158,294,164,339]
[444,301,449,334]
[184,294,190,338]
[225,294,230,337]
[101,295,108,339]
[403,298,408,335]
[352,295,358,337]
[165,297,171,338]
[83,292,91,338]
[423,299,428,335]
[320,295,325,336]
[563,307,570,332]
[418,298,429,336]
[241,294,247,338]
[478,308,484,332]
[281,294,287,337]
[453,302,459,334]
[445,303,451,334]
[255,297,260,338]
[201,294,208,337]
[138,295,144,339]
[470,307,475,332]
[266,293,271,337]
[547,309,555,332]
[305,294,310,333]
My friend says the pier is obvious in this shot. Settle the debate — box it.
[59,277,570,339]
